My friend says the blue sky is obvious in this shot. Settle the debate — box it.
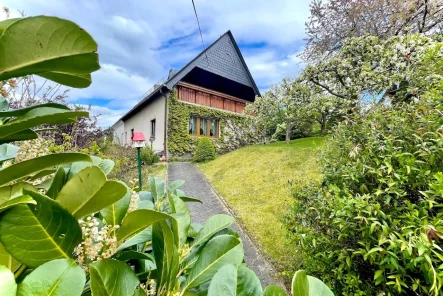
[1,0,311,127]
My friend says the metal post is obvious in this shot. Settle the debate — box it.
[137,147,142,189]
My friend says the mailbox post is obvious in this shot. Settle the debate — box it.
[132,132,146,189]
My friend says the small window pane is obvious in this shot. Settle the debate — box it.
[210,119,218,137]
[189,117,197,135]
[200,118,208,136]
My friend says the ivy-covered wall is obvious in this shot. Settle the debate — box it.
[167,90,263,158]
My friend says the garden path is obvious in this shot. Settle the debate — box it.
[167,162,278,288]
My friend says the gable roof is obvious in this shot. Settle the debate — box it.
[119,30,260,122]
[165,30,261,96]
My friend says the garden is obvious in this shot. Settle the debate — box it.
[1,1,443,295]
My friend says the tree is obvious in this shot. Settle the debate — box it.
[301,34,443,105]
[307,92,346,136]
[246,79,312,144]
[303,0,443,61]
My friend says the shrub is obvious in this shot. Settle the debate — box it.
[193,137,216,162]
[140,145,160,165]
[285,91,443,295]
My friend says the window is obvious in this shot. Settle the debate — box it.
[189,116,219,138]
[151,119,156,138]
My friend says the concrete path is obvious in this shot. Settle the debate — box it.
[168,162,277,288]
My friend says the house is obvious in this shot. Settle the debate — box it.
[112,30,262,159]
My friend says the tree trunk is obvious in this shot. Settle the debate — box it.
[285,122,291,144]
[321,114,326,136]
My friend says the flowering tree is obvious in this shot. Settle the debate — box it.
[307,92,347,136]
[303,0,443,61]
[301,34,443,104]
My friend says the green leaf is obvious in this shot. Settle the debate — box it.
[262,286,287,296]
[168,180,185,192]
[169,193,191,247]
[0,264,16,296]
[149,177,165,202]
[207,264,238,296]
[116,227,152,253]
[0,195,36,213]
[0,153,92,186]
[100,191,131,225]
[0,190,82,268]
[292,270,309,296]
[139,191,153,202]
[56,166,128,219]
[117,209,174,243]
[97,158,115,175]
[0,103,69,117]
[90,259,140,296]
[307,276,334,296]
[0,144,18,163]
[0,107,88,142]
[114,251,155,263]
[46,167,67,199]
[0,129,38,143]
[0,16,100,87]
[29,169,56,181]
[180,196,203,204]
[236,265,262,296]
[193,214,235,248]
[0,243,20,273]
[17,259,85,296]
[152,221,179,292]
[0,182,35,203]
[0,97,9,111]
[184,234,244,290]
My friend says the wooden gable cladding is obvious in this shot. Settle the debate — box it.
[177,82,247,114]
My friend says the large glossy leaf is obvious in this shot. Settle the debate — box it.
[184,234,244,290]
[117,209,174,243]
[62,155,102,180]
[56,166,128,219]
[236,265,262,296]
[168,179,185,192]
[114,251,155,262]
[152,221,179,293]
[0,143,18,163]
[192,214,235,248]
[149,177,165,202]
[0,195,36,213]
[29,169,56,181]
[207,264,237,296]
[0,153,92,186]
[17,259,85,296]
[0,265,16,296]
[0,129,37,143]
[0,16,100,87]
[100,191,131,225]
[96,158,115,176]
[168,193,191,247]
[0,243,20,272]
[0,107,88,142]
[0,190,82,268]
[262,286,287,296]
[292,270,309,296]
[0,97,8,111]
[0,182,35,203]
[90,259,140,296]
[116,227,152,252]
[0,103,69,117]
[46,167,66,199]
[307,276,334,296]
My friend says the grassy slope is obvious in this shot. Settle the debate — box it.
[198,137,325,276]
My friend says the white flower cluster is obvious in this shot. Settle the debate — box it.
[74,216,119,271]
[128,191,139,213]
[16,138,52,162]
[140,280,156,296]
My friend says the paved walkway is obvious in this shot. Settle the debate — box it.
[168,162,277,288]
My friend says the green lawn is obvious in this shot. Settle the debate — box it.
[198,137,325,278]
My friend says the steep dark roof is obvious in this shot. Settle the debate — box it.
[119,30,260,122]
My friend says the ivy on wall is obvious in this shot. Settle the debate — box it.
[167,90,263,157]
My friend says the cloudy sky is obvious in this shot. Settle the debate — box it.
[1,0,311,127]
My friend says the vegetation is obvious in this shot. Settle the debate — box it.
[199,137,324,280]
[167,91,262,157]
[285,91,443,295]
[0,14,334,296]
[140,145,160,165]
[193,137,216,162]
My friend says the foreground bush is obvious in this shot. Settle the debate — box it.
[285,90,443,295]
[193,137,216,162]
[140,145,160,165]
